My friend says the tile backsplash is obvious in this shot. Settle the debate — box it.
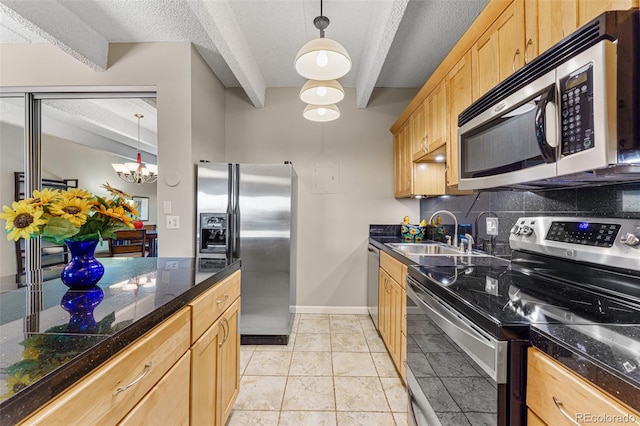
[420,182,640,255]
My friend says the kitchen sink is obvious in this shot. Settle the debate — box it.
[385,242,464,256]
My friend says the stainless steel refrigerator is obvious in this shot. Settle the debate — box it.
[196,162,297,345]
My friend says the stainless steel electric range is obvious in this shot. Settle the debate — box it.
[404,216,640,426]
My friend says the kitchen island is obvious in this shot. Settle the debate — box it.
[0,256,240,425]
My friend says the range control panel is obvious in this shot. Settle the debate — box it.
[509,217,640,272]
[545,221,621,247]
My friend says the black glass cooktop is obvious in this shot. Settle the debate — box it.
[408,251,640,339]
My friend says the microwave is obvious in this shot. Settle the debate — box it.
[458,10,639,190]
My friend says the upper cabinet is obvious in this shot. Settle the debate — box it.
[390,0,638,198]
[446,51,473,187]
[471,0,525,100]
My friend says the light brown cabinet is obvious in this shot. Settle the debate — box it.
[189,271,241,426]
[471,0,526,100]
[411,100,428,161]
[527,347,640,425]
[445,51,473,187]
[20,308,192,425]
[426,80,448,153]
[378,251,406,382]
[578,0,638,25]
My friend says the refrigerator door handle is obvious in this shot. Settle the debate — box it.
[232,163,241,259]
[226,163,234,260]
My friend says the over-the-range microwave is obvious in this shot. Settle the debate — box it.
[457,9,639,191]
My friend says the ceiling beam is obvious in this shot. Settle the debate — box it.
[355,0,409,108]
[188,0,266,108]
[0,1,108,71]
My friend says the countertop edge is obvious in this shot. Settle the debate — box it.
[1,260,241,425]
[530,325,640,413]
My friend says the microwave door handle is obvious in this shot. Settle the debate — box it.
[535,85,557,163]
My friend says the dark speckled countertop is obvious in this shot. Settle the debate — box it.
[370,224,640,414]
[0,257,240,425]
[530,324,640,412]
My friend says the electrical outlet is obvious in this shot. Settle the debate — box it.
[166,215,180,229]
[486,217,499,236]
[165,260,179,270]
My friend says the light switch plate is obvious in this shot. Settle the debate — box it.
[486,217,499,236]
[166,215,179,229]
[163,201,172,214]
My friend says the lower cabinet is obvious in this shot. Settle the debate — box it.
[378,251,407,382]
[18,270,242,426]
[527,347,640,425]
[189,271,241,426]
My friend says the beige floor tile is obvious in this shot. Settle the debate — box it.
[299,313,330,320]
[227,410,280,426]
[372,352,398,377]
[331,333,369,352]
[289,351,333,376]
[244,351,292,376]
[336,411,396,425]
[295,333,331,351]
[298,318,331,334]
[334,377,390,412]
[380,377,408,412]
[234,376,287,410]
[332,352,378,377]
[365,332,388,352]
[393,411,409,425]
[240,349,254,375]
[330,317,364,334]
[282,376,336,411]
[278,411,337,426]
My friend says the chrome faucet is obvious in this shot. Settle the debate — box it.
[464,233,474,253]
[429,210,458,248]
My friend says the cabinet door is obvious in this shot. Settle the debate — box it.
[472,0,525,100]
[446,51,473,187]
[525,0,578,61]
[394,124,413,198]
[411,101,427,161]
[378,268,390,343]
[119,352,190,426]
[218,298,240,426]
[578,0,637,26]
[426,81,447,153]
[388,277,403,368]
[190,314,223,426]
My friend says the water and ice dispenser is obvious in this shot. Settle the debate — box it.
[199,213,228,256]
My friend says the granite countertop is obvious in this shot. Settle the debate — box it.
[0,256,240,424]
[370,225,640,413]
[530,324,640,413]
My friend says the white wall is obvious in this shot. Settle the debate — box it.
[225,87,419,310]
[0,42,226,257]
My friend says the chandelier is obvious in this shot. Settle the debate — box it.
[295,0,350,122]
[112,113,158,184]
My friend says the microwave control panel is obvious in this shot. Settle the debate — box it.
[559,63,594,156]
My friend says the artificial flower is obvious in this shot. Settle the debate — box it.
[0,202,46,241]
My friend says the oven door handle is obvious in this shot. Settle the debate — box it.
[407,278,507,384]
[534,84,557,163]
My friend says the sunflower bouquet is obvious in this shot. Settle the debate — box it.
[0,182,139,244]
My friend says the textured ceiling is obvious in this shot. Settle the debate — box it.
[0,0,488,153]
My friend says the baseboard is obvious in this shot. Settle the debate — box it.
[295,306,369,315]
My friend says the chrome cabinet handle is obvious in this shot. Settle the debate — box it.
[219,318,230,347]
[512,48,521,72]
[552,396,580,426]
[218,321,226,348]
[113,362,152,396]
[524,39,533,64]
[216,294,229,304]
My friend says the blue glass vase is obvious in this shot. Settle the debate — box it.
[60,286,104,333]
[61,239,105,289]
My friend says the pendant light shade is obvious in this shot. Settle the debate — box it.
[300,79,345,105]
[295,38,352,80]
[303,104,340,122]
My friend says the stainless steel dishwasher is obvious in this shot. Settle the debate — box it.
[367,244,380,330]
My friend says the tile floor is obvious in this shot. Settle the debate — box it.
[228,313,408,426]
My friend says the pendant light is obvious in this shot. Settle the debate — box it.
[112,114,158,184]
[295,0,351,81]
[303,104,341,122]
[299,79,345,105]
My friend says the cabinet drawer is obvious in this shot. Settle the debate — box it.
[21,308,190,426]
[380,251,406,288]
[527,347,640,426]
[190,270,241,343]
[118,351,190,426]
